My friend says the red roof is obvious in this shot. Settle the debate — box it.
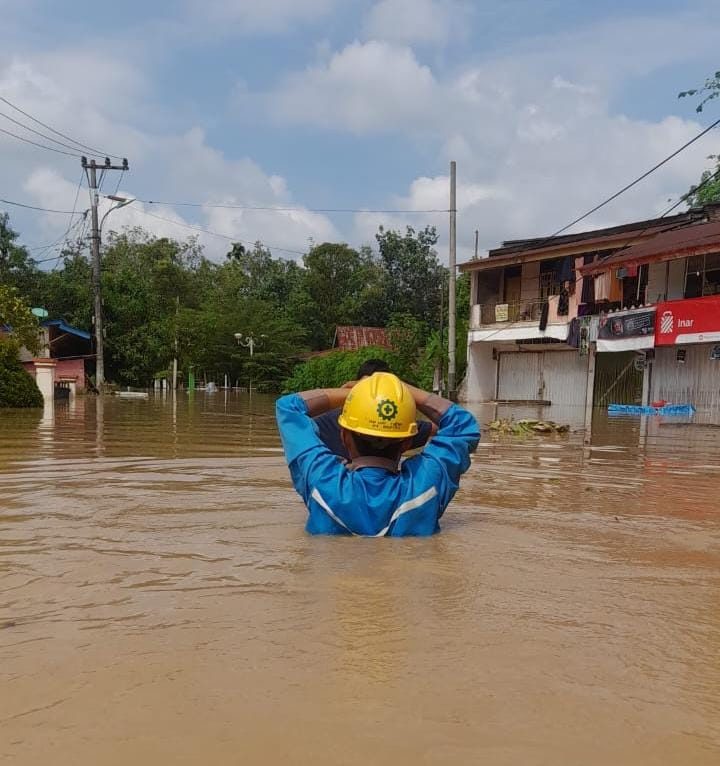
[581,221,720,276]
[334,326,390,351]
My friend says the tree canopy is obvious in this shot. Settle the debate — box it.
[0,213,466,391]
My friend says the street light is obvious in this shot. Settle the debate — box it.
[101,195,135,231]
[234,332,267,392]
[234,332,266,357]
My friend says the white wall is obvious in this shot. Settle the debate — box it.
[463,342,497,401]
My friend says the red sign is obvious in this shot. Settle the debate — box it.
[655,295,720,345]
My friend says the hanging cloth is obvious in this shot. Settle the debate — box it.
[539,301,549,331]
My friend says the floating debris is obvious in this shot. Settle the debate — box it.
[487,418,570,435]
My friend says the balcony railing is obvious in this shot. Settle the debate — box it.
[471,299,548,326]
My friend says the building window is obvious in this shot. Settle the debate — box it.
[685,253,720,298]
[539,259,562,299]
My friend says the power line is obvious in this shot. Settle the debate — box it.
[31,215,89,264]
[0,95,124,160]
[0,125,81,157]
[137,198,449,214]
[36,172,86,267]
[0,109,98,156]
[129,205,308,256]
[0,196,80,214]
[548,116,720,239]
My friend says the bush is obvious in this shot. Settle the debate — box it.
[0,340,44,408]
[283,346,407,392]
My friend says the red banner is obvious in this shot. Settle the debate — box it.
[655,295,720,345]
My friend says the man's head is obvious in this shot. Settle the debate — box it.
[356,358,390,379]
[338,372,417,461]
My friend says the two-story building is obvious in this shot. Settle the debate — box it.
[460,203,720,417]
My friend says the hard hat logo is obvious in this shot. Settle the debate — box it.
[377,399,398,421]
[338,372,418,439]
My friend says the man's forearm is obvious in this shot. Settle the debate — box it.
[403,384,453,424]
[299,388,350,417]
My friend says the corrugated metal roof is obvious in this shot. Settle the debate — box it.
[580,221,720,276]
[334,326,390,351]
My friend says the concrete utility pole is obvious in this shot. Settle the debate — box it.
[448,160,457,398]
[83,156,129,392]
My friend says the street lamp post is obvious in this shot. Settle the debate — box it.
[90,193,135,391]
[234,332,266,391]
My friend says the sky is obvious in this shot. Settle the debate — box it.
[1,0,719,264]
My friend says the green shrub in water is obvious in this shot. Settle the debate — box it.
[0,340,44,408]
[283,346,410,392]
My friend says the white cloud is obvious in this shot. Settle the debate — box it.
[1,53,338,261]
[263,10,719,261]
[184,0,338,33]
[271,40,438,133]
[363,0,469,46]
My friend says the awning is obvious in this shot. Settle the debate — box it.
[580,221,720,277]
[469,324,569,343]
[596,336,653,352]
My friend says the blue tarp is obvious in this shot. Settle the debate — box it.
[608,404,696,416]
[41,319,91,340]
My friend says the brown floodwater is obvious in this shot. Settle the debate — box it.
[1,392,719,765]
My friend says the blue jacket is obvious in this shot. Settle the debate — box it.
[276,393,480,536]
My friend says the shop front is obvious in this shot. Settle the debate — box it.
[651,296,720,413]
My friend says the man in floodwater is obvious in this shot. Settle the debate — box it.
[313,358,435,459]
[275,372,479,536]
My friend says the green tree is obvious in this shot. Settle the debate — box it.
[291,242,383,349]
[686,155,720,207]
[0,338,43,408]
[0,283,40,353]
[679,70,720,112]
[100,229,202,385]
[375,226,444,326]
[0,213,43,304]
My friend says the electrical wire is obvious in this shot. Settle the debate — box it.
[136,198,449,214]
[38,173,86,267]
[0,125,81,157]
[129,205,309,256]
[0,95,124,160]
[547,116,720,239]
[0,109,99,156]
[0,196,80,214]
[111,169,126,197]
[31,215,89,264]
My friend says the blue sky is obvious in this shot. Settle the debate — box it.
[1,0,718,262]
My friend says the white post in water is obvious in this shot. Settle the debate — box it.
[33,358,57,402]
[448,160,457,398]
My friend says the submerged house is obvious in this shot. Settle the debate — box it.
[460,203,720,416]
[20,319,93,397]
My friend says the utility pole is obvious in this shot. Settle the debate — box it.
[172,295,179,392]
[448,160,457,399]
[474,229,479,259]
[83,156,129,391]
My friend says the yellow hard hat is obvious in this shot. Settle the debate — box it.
[338,372,418,439]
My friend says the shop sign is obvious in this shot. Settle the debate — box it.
[596,308,655,352]
[495,303,509,322]
[655,295,720,346]
[598,309,655,341]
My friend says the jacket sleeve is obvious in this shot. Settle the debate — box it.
[416,403,480,513]
[275,393,345,503]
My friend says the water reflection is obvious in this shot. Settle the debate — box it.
[1,393,719,764]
